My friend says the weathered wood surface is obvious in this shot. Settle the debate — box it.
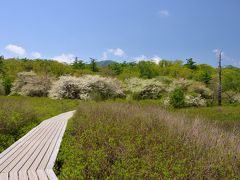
[0,111,75,180]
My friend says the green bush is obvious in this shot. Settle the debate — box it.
[2,77,13,95]
[138,61,159,79]
[0,80,5,95]
[169,88,185,108]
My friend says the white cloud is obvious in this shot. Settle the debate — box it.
[158,10,170,17]
[5,44,26,56]
[134,55,162,64]
[109,48,125,57]
[52,53,75,63]
[102,51,108,60]
[32,52,41,59]
[101,48,126,59]
[134,55,147,62]
[151,55,162,64]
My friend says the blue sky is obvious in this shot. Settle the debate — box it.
[0,0,240,66]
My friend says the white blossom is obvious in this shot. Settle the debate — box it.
[49,75,125,100]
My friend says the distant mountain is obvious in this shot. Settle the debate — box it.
[97,60,117,67]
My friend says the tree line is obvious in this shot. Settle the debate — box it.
[0,56,240,104]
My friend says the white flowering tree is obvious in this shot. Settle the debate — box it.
[11,71,52,97]
[49,75,125,100]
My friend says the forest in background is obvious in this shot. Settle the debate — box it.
[0,56,240,106]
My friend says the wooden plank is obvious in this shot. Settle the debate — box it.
[30,119,65,171]
[45,169,57,180]
[0,119,57,172]
[18,170,28,180]
[0,111,75,180]
[9,119,62,173]
[28,170,38,180]
[37,170,49,180]
[9,171,18,180]
[21,119,63,172]
[0,115,61,161]
[46,113,72,170]
[0,125,39,160]
[0,121,46,162]
[0,119,53,166]
[0,172,8,180]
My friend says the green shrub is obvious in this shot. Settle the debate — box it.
[138,61,159,79]
[0,80,5,95]
[2,77,13,95]
[169,88,185,108]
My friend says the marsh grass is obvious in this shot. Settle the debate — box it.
[56,102,240,179]
[175,104,240,131]
[0,96,79,152]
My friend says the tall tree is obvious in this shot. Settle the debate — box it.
[0,55,4,75]
[72,57,85,69]
[89,58,99,72]
[185,58,197,70]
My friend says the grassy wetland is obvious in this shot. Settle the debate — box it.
[55,101,240,179]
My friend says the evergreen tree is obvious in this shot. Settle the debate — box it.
[185,58,197,70]
[199,71,212,85]
[89,58,99,72]
[72,57,85,69]
[0,56,4,75]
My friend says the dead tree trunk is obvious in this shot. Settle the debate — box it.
[218,50,222,106]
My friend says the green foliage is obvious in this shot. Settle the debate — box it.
[222,68,240,92]
[0,57,240,105]
[198,71,212,84]
[0,81,5,95]
[56,102,240,179]
[0,56,4,75]
[194,64,214,85]
[138,61,159,79]
[118,63,139,80]
[175,104,240,131]
[0,96,79,153]
[2,77,13,95]
[89,58,99,72]
[221,68,240,103]
[164,60,193,79]
[170,88,185,108]
[2,58,76,78]
[56,103,191,179]
[185,58,197,70]
[72,58,85,69]
[108,63,123,75]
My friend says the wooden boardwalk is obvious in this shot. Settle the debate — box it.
[0,111,75,180]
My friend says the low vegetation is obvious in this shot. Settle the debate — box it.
[0,96,79,153]
[175,104,240,131]
[55,102,240,179]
